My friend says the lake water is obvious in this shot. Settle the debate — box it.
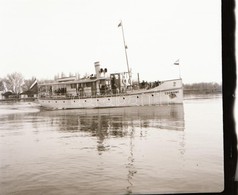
[0,95,224,194]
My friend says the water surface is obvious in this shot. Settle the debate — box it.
[0,96,223,194]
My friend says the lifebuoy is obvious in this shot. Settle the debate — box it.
[122,75,127,85]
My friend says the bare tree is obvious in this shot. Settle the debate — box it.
[0,79,5,91]
[5,72,24,94]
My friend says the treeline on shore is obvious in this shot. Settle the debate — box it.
[0,72,222,95]
[183,82,222,94]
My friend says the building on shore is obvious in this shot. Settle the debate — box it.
[20,79,38,100]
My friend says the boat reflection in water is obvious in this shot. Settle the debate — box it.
[38,104,184,194]
[39,104,184,134]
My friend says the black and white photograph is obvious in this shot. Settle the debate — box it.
[0,0,233,194]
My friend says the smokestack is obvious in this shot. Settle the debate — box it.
[94,61,101,78]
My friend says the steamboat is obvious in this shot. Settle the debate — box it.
[38,22,183,109]
[38,63,183,109]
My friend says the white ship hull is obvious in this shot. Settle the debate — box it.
[38,79,183,109]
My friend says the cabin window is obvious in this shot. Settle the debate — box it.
[100,80,106,85]
[55,87,66,95]
[71,84,77,88]
[39,86,46,92]
[86,82,91,87]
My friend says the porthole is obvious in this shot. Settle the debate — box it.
[48,101,50,103]
[137,96,139,98]
[74,100,76,103]
[97,99,99,101]
[123,97,125,100]
[108,98,110,101]
[63,101,65,103]
[152,94,154,97]
[55,101,57,103]
[85,100,87,102]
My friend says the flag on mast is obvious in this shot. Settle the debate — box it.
[118,22,122,27]
[174,59,180,65]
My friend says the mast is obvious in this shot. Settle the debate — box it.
[118,21,132,86]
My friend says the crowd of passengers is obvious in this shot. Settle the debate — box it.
[139,80,162,89]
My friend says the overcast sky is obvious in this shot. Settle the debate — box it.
[0,0,221,84]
